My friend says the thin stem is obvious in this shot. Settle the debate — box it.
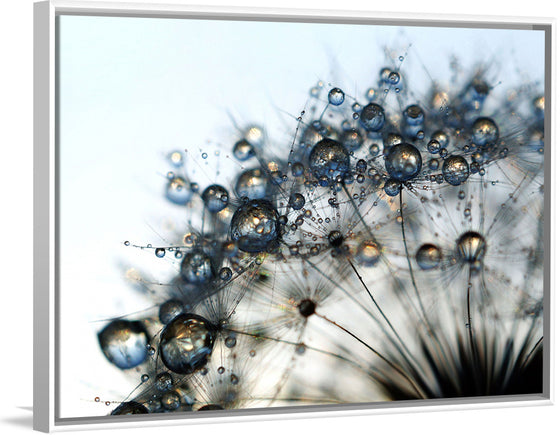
[315,312,426,399]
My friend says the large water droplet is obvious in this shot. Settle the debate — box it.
[202,184,229,213]
[98,320,149,369]
[385,143,422,182]
[230,199,281,253]
[415,244,442,270]
[442,155,469,186]
[159,313,215,375]
[308,138,350,182]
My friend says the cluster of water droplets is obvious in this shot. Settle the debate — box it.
[95,49,545,416]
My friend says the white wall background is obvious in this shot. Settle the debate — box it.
[0,0,558,434]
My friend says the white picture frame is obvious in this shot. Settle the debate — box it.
[33,1,555,432]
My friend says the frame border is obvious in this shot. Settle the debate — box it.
[33,0,556,432]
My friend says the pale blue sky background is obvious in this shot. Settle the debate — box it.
[57,14,545,418]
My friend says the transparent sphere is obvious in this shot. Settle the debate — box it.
[456,231,486,265]
[98,320,149,369]
[403,105,424,126]
[431,130,449,148]
[415,244,442,270]
[235,168,269,200]
[356,240,382,266]
[472,117,499,146]
[159,313,216,375]
[155,372,174,392]
[159,299,184,325]
[442,156,469,186]
[166,176,192,205]
[111,401,149,415]
[340,128,363,151]
[180,251,215,284]
[289,192,305,210]
[202,184,229,213]
[360,103,385,132]
[233,139,255,161]
[385,143,422,182]
[328,87,345,106]
[427,140,440,154]
[162,392,181,410]
[308,138,350,181]
[230,199,280,253]
[383,178,402,197]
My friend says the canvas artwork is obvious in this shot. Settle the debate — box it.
[54,11,547,422]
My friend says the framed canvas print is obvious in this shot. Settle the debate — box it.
[33,0,554,432]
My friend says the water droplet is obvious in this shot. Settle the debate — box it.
[98,320,149,369]
[202,184,229,213]
[168,151,184,167]
[289,193,305,210]
[155,248,165,258]
[230,199,281,253]
[328,87,345,106]
[219,267,233,281]
[383,179,402,197]
[141,374,149,382]
[359,103,385,132]
[308,138,350,182]
[472,117,499,146]
[235,168,269,200]
[181,251,215,284]
[225,335,237,348]
[388,71,400,84]
[415,244,442,270]
[356,240,382,266]
[159,314,215,374]
[340,128,363,151]
[162,392,181,411]
[456,231,486,265]
[233,139,255,161]
[442,156,469,186]
[166,176,193,205]
[159,299,184,325]
[155,372,174,391]
[431,130,449,148]
[385,143,422,182]
[403,105,424,126]
[291,162,305,177]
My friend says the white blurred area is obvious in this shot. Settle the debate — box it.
[57,14,544,418]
